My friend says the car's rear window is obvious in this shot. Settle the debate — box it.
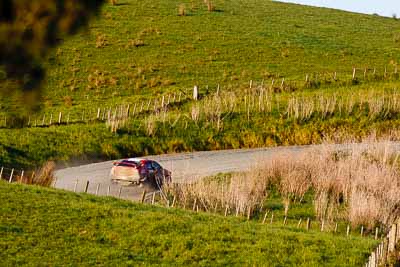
[116,161,138,167]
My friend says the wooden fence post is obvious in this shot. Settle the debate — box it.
[95,184,100,196]
[370,251,376,267]
[132,104,137,117]
[193,85,198,100]
[141,190,147,203]
[388,223,398,252]
[17,170,23,183]
[247,207,251,220]
[192,198,197,211]
[262,210,269,224]
[8,168,14,183]
[74,179,78,192]
[84,181,89,193]
[118,187,122,198]
[383,237,389,264]
[297,218,302,228]
[30,171,35,184]
[171,195,176,207]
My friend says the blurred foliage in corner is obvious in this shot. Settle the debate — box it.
[0,0,104,111]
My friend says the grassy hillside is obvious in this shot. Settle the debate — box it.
[1,0,400,168]
[0,181,377,266]
[4,0,400,112]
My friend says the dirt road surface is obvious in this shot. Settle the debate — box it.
[54,142,398,201]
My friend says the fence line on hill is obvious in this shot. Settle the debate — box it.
[1,66,399,129]
[364,219,400,266]
[49,179,394,241]
[0,166,25,183]
[0,89,192,129]
[62,178,400,265]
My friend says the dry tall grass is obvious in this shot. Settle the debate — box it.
[178,4,186,16]
[165,139,400,229]
[18,161,56,187]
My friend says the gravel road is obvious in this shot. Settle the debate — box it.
[54,142,399,201]
[54,145,317,200]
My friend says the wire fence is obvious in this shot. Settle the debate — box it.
[0,166,25,183]
[0,90,192,129]
[1,66,399,129]
[3,153,400,265]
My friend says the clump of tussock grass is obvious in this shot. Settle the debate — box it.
[178,4,186,16]
[166,139,400,229]
[394,33,400,44]
[35,161,56,187]
[204,0,216,12]
[19,161,56,187]
[95,34,107,48]
[129,39,145,48]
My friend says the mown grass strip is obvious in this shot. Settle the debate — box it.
[0,181,377,266]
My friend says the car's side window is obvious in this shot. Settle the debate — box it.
[152,162,161,170]
[145,162,153,170]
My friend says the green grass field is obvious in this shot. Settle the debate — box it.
[0,181,378,266]
[1,0,400,169]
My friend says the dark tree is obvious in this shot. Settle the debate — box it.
[0,0,104,103]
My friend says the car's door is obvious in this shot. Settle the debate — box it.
[144,161,155,180]
[151,161,162,176]
[151,161,165,185]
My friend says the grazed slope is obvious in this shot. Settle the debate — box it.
[0,181,377,266]
[8,0,400,110]
[1,0,400,169]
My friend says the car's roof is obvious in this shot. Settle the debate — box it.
[124,158,147,162]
